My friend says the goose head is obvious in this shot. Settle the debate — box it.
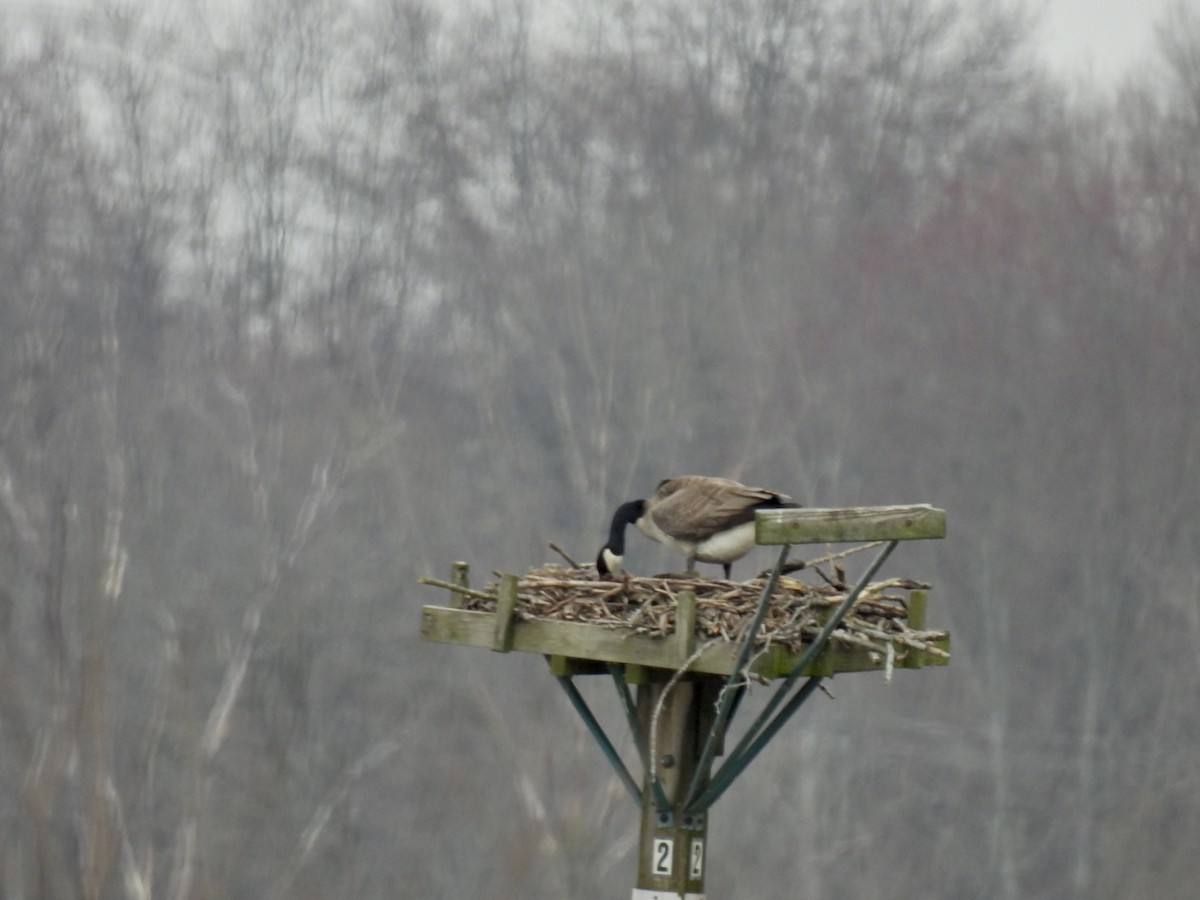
[596,499,646,577]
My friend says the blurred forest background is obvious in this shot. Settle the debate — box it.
[1,0,1198,897]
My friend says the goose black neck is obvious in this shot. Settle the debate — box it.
[606,499,646,553]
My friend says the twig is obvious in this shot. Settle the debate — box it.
[775,540,886,576]
[812,567,844,590]
[417,576,497,602]
[548,542,581,568]
[849,623,951,659]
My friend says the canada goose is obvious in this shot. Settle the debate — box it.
[596,476,800,579]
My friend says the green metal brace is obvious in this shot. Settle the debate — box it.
[553,537,902,816]
[684,539,899,812]
[679,542,793,813]
[611,665,672,811]
[555,676,642,803]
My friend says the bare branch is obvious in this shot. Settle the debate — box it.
[0,449,40,550]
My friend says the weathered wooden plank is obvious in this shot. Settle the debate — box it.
[755,504,946,545]
[421,605,948,678]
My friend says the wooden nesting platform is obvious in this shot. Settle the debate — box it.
[420,504,949,682]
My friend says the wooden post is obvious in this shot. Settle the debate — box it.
[675,591,697,664]
[418,505,950,899]
[906,589,927,630]
[449,561,469,609]
[492,573,518,652]
[634,676,714,899]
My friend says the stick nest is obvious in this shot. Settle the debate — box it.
[453,564,948,660]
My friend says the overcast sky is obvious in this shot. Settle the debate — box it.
[3,0,1200,86]
[1036,0,1197,82]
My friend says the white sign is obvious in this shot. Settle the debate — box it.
[689,838,704,879]
[651,837,674,876]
